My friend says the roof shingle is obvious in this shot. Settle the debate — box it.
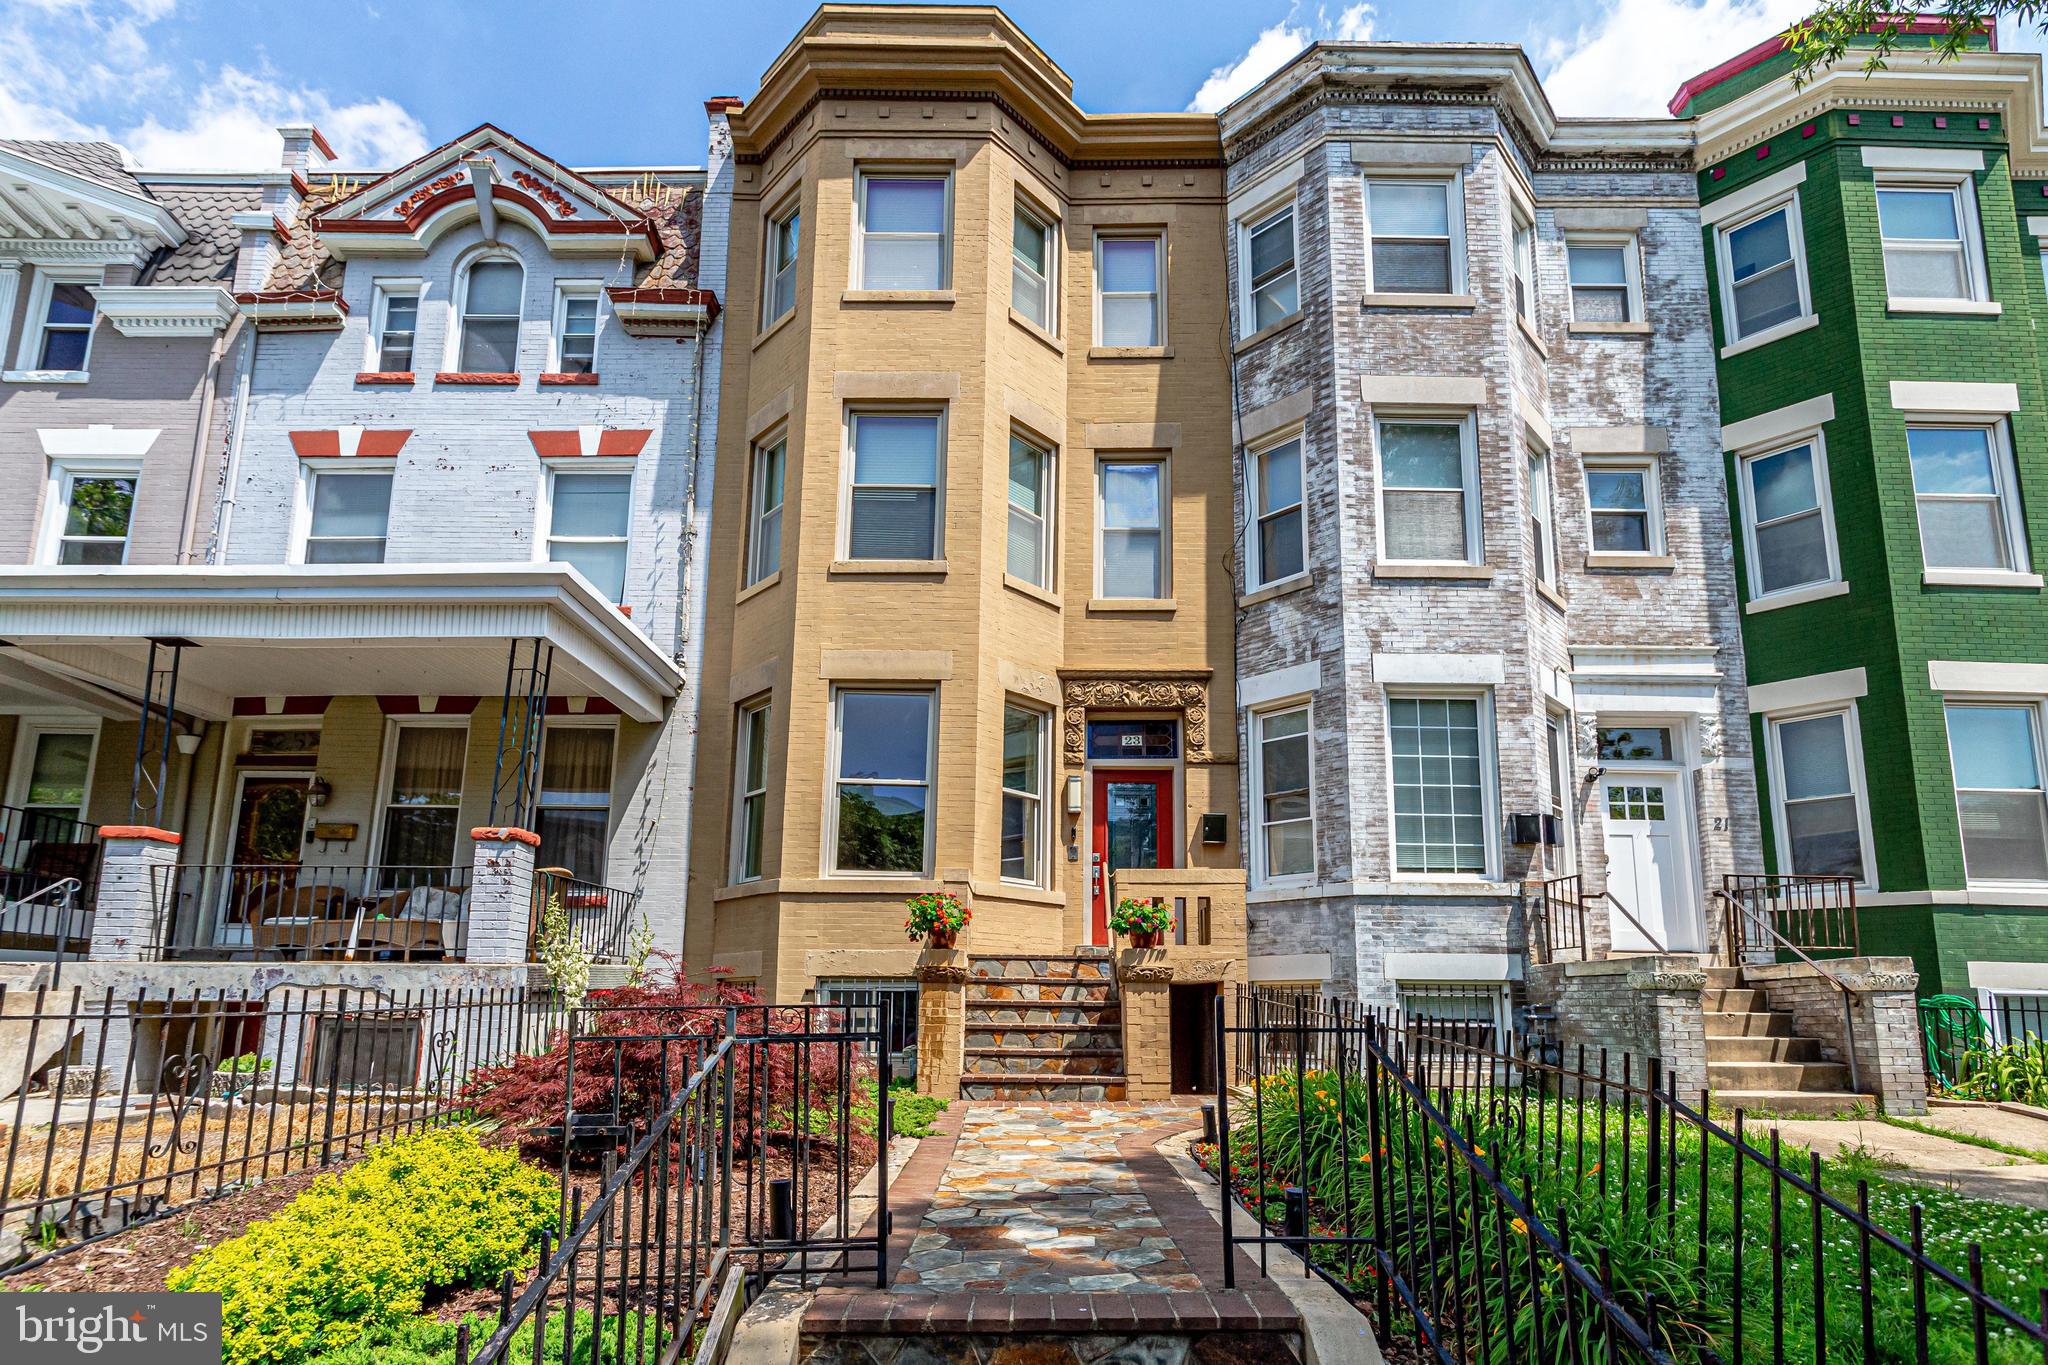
[140,180,260,286]
[0,139,150,201]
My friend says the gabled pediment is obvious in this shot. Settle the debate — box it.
[310,124,660,261]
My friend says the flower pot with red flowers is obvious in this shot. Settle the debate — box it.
[1110,896,1174,949]
[904,892,971,949]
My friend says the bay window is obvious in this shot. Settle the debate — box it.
[1376,416,1478,564]
[732,700,771,882]
[1098,458,1167,598]
[846,410,942,561]
[1906,422,2029,573]
[1365,177,1458,294]
[1768,709,1872,882]
[1739,437,1838,600]
[857,172,949,290]
[1946,703,2048,884]
[1006,431,1053,588]
[1390,694,1491,876]
[1241,201,1298,331]
[1249,433,1305,586]
[1255,705,1312,882]
[1716,198,1809,344]
[1000,704,1047,884]
[1877,177,1986,304]
[1011,199,1054,330]
[832,690,934,876]
[1096,233,1162,346]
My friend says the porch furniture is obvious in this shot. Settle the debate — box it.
[250,915,444,959]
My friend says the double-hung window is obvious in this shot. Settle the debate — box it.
[732,699,771,882]
[1006,431,1053,588]
[1255,705,1312,883]
[372,284,419,371]
[17,730,93,837]
[1098,457,1167,598]
[1906,422,2029,573]
[1377,416,1478,565]
[303,467,393,563]
[832,690,934,875]
[1096,233,1162,346]
[1389,694,1492,876]
[458,259,522,372]
[1585,456,1664,556]
[1544,711,1575,874]
[1877,177,1986,305]
[1566,237,1640,323]
[1945,702,2048,883]
[1001,703,1048,883]
[1249,433,1305,587]
[856,172,949,290]
[1739,437,1838,599]
[553,284,599,374]
[1717,198,1809,344]
[547,470,632,601]
[1011,199,1055,331]
[1768,708,1872,882]
[47,465,135,565]
[1511,215,1536,324]
[535,725,615,882]
[22,271,96,373]
[765,198,800,325]
[747,436,785,586]
[1366,177,1458,294]
[1241,201,1298,332]
[380,723,466,869]
[846,411,941,561]
[1529,450,1558,589]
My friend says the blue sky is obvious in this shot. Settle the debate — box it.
[1,1,2040,171]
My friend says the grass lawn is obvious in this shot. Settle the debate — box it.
[1212,1075,2048,1363]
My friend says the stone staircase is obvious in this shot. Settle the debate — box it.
[959,949,1127,1101]
[1704,966,1868,1116]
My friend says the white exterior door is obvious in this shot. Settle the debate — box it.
[1600,771,1697,952]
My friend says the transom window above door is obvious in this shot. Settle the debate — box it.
[1597,726,1672,762]
[1086,719,1178,760]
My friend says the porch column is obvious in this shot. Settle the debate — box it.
[914,948,968,1099]
[1117,948,1174,1101]
[468,827,539,965]
[89,826,182,962]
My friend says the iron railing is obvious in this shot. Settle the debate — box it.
[0,984,564,1267]
[1722,873,1858,960]
[1214,986,2048,1362]
[458,1001,891,1365]
[149,861,472,961]
[533,869,641,963]
[1535,874,1666,963]
[0,805,100,954]
[1921,992,2048,1102]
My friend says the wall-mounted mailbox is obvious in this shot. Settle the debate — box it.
[1199,812,1228,845]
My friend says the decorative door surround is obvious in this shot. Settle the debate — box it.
[1058,671,1214,765]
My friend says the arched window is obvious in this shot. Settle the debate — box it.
[458,258,523,372]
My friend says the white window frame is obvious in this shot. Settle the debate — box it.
[14,265,100,376]
[1510,212,1537,325]
[826,686,937,878]
[1394,980,1514,1050]
[1094,454,1171,600]
[1903,417,2031,575]
[1093,229,1165,348]
[533,717,619,881]
[539,460,634,601]
[1362,174,1466,296]
[1237,196,1300,337]
[1250,700,1315,888]
[763,192,801,327]
[854,168,953,291]
[1005,428,1055,590]
[1246,429,1307,590]
[1010,194,1058,334]
[367,279,422,372]
[1385,688,1501,881]
[39,457,139,566]
[1763,702,1879,889]
[4,721,100,831]
[294,458,395,565]
[1875,172,1989,307]
[1373,411,1482,567]
[730,697,771,883]
[1564,233,1644,325]
[999,701,1050,887]
[1583,454,1668,558]
[550,281,601,374]
[1529,446,1559,590]
[1978,986,2048,1045]
[1544,708,1576,876]
[1943,697,2048,890]
[451,253,524,373]
[1714,193,1813,348]
[840,408,946,563]
[1735,430,1842,605]
[369,716,471,872]
[747,433,786,587]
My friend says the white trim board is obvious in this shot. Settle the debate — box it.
[1373,653,1504,686]
[1723,393,1834,451]
[1929,660,2048,694]
[1890,380,2019,414]
[1968,960,2048,991]
[1249,952,1332,984]
[1239,659,1322,708]
[1749,667,1868,713]
[1700,160,1809,228]
[1385,952,1519,982]
[1862,145,1984,172]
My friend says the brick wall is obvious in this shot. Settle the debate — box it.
[1525,955,1710,1102]
[1743,957,1927,1114]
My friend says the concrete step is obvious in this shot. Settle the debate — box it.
[958,1072,1128,1102]
[1702,1010,1795,1038]
[1706,1035,1824,1064]
[965,1025,1123,1051]
[1707,1060,1851,1092]
[1711,1090,1873,1119]
[962,1047,1126,1076]
[965,999,1123,1028]
[966,982,1117,1008]
[1702,965,1743,988]
[1701,988,1766,1013]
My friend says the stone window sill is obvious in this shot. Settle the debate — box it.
[753,307,797,350]
[1887,298,2001,317]
[1008,309,1064,354]
[539,372,599,386]
[1720,312,1819,359]
[829,558,948,577]
[1374,561,1494,581]
[1087,596,1176,612]
[1745,579,1849,614]
[3,369,88,384]
[1535,580,1568,610]
[1362,292,1476,309]
[1232,310,1306,354]
[354,371,414,385]
[1238,572,1312,608]
[1515,312,1547,357]
[434,371,519,386]
[842,289,955,306]
[736,571,781,604]
[1923,567,2043,589]
[1570,321,1652,336]
[1088,345,1174,360]
[1003,573,1061,607]
[1586,552,1675,571]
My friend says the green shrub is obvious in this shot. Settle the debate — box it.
[306,1308,655,1365]
[169,1128,558,1365]
[855,1078,946,1137]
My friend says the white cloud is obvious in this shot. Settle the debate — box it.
[1539,0,1813,117]
[1187,3,1377,113]
[0,0,429,170]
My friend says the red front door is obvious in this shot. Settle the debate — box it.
[1090,769,1174,944]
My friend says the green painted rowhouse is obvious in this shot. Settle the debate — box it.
[1674,27,2048,1021]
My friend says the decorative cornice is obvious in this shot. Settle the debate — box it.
[87,285,237,337]
[234,289,347,330]
[605,285,719,337]
[0,237,154,266]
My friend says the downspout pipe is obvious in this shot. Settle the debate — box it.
[205,319,258,565]
[177,313,236,563]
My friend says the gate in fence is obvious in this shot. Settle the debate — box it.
[1215,987,2048,1363]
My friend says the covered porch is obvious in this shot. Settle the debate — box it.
[0,564,683,965]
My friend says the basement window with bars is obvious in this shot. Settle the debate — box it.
[1396,982,1513,1080]
[818,979,918,1061]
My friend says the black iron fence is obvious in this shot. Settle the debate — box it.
[1,984,561,1264]
[456,1001,891,1365]
[1215,986,2048,1363]
[533,869,641,963]
[0,804,99,960]
[1922,992,2048,1103]
[150,861,472,961]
